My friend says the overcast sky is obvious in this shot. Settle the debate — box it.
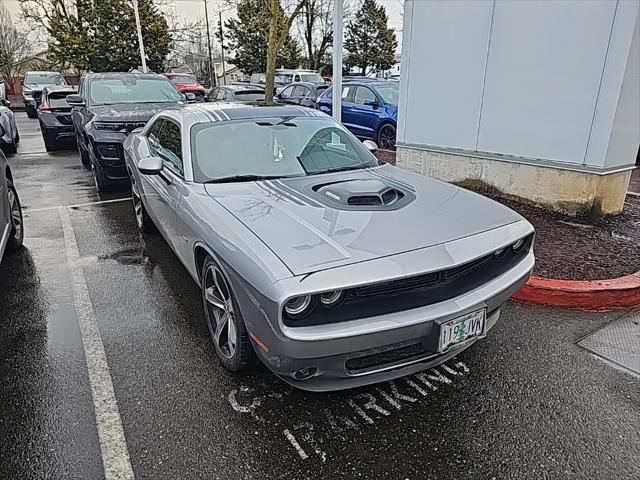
[3,0,404,48]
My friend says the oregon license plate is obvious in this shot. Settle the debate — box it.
[438,310,486,352]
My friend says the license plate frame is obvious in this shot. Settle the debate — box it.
[438,309,486,353]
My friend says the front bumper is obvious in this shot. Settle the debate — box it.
[251,249,534,392]
[87,129,129,180]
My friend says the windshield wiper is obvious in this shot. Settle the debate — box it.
[204,174,296,184]
[308,165,369,175]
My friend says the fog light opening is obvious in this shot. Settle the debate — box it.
[294,366,319,381]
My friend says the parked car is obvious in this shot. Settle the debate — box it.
[0,102,19,155]
[275,69,327,85]
[162,73,207,101]
[0,80,5,102]
[67,72,185,191]
[123,103,534,392]
[205,85,265,103]
[249,73,288,94]
[38,86,77,152]
[0,150,23,261]
[316,80,399,149]
[277,82,329,108]
[22,71,67,119]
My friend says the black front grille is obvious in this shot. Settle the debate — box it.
[346,341,427,373]
[125,122,146,133]
[283,234,533,327]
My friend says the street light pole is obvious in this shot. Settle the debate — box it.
[219,11,227,85]
[332,0,344,123]
[204,0,216,87]
[132,0,147,72]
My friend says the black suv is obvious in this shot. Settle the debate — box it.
[67,72,185,191]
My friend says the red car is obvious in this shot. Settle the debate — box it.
[162,73,207,101]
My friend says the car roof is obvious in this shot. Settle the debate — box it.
[283,82,326,88]
[25,71,64,75]
[222,84,265,91]
[84,72,168,80]
[162,72,194,76]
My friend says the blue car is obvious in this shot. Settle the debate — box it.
[316,80,399,149]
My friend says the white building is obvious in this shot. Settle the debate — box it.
[397,0,640,216]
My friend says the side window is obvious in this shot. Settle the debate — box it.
[354,86,376,105]
[156,120,183,176]
[280,85,295,98]
[293,85,309,97]
[342,86,352,101]
[206,88,218,101]
[147,119,183,176]
[216,89,228,101]
[78,78,85,97]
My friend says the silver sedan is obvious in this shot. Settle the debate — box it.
[123,103,534,392]
[0,103,19,155]
[0,151,23,261]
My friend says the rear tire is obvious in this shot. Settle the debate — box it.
[5,180,24,253]
[25,107,37,119]
[201,256,256,372]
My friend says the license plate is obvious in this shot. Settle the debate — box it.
[438,310,486,352]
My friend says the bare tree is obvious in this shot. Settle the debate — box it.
[0,4,31,94]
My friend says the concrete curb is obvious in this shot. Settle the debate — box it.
[513,272,640,311]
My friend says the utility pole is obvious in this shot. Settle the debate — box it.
[219,11,227,85]
[132,0,147,72]
[204,0,216,87]
[332,0,344,122]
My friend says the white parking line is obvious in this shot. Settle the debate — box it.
[28,197,132,213]
[59,207,135,480]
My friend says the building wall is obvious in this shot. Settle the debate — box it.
[398,0,640,171]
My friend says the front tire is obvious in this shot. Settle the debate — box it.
[131,175,156,233]
[201,256,255,372]
[377,123,397,150]
[77,139,90,167]
[91,157,113,192]
[5,180,24,253]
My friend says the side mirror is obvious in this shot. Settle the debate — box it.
[66,94,85,106]
[1,100,10,107]
[137,156,163,175]
[363,140,378,153]
[184,92,196,102]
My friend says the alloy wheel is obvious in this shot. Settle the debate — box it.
[204,265,237,359]
[131,181,143,228]
[378,125,396,150]
[8,187,22,239]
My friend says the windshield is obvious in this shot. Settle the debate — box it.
[169,75,197,84]
[89,78,183,105]
[25,73,65,85]
[300,74,324,83]
[48,91,73,108]
[191,117,378,182]
[277,74,293,84]
[375,84,399,105]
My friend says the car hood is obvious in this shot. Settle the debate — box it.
[88,103,179,122]
[205,165,523,275]
[23,84,54,93]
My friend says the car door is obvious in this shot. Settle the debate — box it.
[339,86,364,135]
[347,85,380,139]
[142,118,186,250]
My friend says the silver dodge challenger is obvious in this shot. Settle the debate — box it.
[123,103,534,392]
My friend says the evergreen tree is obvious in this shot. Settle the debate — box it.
[21,0,171,72]
[220,0,300,75]
[344,0,397,75]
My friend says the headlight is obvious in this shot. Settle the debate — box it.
[94,122,126,132]
[319,290,346,309]
[284,295,314,319]
[512,238,526,252]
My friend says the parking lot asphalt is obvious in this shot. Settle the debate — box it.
[1,113,639,480]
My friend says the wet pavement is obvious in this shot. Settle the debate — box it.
[1,113,639,480]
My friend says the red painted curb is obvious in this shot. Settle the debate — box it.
[512,271,640,311]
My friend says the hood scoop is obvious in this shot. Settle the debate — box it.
[312,179,410,210]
